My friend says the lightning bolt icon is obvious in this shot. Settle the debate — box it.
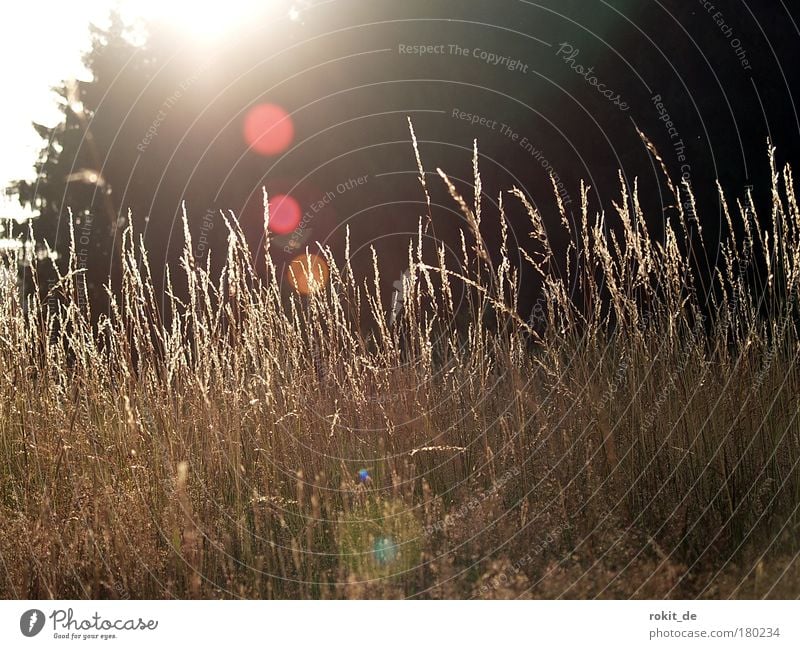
[28,611,38,632]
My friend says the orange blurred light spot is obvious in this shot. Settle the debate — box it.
[267,194,302,234]
[243,103,294,155]
[287,253,329,295]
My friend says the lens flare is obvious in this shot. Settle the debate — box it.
[243,103,294,155]
[372,537,398,565]
[267,194,302,234]
[287,253,329,295]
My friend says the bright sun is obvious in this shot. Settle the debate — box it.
[123,0,289,40]
[0,0,302,190]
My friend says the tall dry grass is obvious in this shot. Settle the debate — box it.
[0,134,798,599]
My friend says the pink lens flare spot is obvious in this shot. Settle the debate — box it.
[243,103,294,155]
[267,194,302,234]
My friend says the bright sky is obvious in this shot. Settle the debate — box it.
[0,0,297,214]
[0,2,120,197]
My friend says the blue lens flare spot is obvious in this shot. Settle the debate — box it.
[372,537,398,565]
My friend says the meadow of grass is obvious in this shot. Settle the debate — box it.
[0,134,799,599]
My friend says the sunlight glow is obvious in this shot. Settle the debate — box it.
[129,0,277,40]
[1,1,296,189]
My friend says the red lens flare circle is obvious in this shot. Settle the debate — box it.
[243,103,294,155]
[267,194,302,234]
